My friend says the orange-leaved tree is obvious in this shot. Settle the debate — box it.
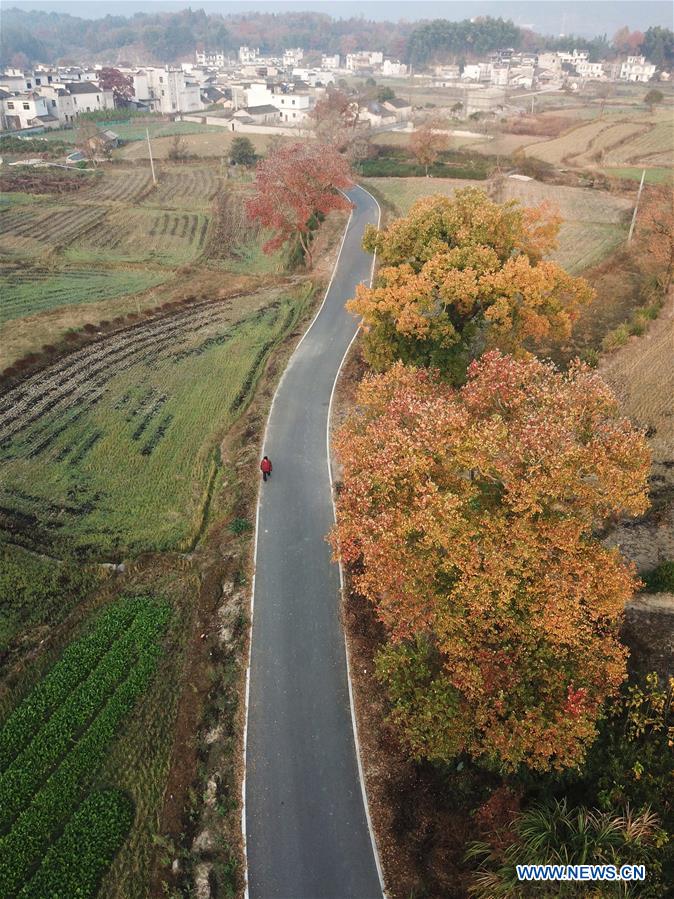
[352,189,586,380]
[409,119,449,175]
[330,352,650,772]
[246,141,352,268]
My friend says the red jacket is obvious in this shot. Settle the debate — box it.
[260,458,272,473]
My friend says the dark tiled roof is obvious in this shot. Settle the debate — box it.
[65,81,101,94]
[384,97,411,108]
[244,104,280,114]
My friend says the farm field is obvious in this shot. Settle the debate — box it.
[0,595,170,896]
[362,175,632,274]
[0,282,313,558]
[601,289,674,571]
[522,108,673,171]
[0,160,301,363]
[119,128,281,160]
[40,119,222,146]
[0,267,167,324]
[0,138,348,899]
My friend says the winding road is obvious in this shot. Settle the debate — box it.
[243,185,384,899]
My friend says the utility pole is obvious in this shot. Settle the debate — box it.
[627,169,646,245]
[146,127,156,185]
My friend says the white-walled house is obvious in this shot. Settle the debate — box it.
[239,47,260,65]
[382,98,412,121]
[575,60,605,80]
[2,91,59,130]
[196,50,227,67]
[620,56,656,82]
[283,48,304,67]
[133,67,203,113]
[321,54,340,70]
[245,83,314,122]
[62,81,114,114]
[382,60,408,77]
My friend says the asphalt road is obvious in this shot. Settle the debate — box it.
[244,185,383,899]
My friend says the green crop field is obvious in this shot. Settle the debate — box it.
[0,595,170,896]
[0,268,167,324]
[0,283,313,558]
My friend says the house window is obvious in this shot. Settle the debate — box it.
[161,90,165,96]
[7,102,14,109]
[23,102,30,110]
[52,99,56,107]
[36,77,41,85]
[97,95,100,103]
[26,81,31,88]
[159,76,163,83]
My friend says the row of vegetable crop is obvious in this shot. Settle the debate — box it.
[17,789,134,899]
[0,597,170,896]
[0,602,160,830]
[0,599,140,769]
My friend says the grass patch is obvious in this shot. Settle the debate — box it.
[0,267,167,324]
[603,166,673,184]
[641,561,674,593]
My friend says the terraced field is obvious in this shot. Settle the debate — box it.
[0,203,106,257]
[0,596,169,896]
[0,283,313,557]
[146,166,222,210]
[522,109,674,172]
[363,175,632,274]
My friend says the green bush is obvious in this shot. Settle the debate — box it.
[642,561,674,593]
[229,517,253,535]
[601,322,630,351]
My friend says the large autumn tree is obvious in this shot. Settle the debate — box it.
[409,119,449,175]
[350,189,592,381]
[330,352,650,772]
[309,87,359,149]
[246,141,352,268]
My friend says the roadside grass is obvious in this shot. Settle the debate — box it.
[0,283,315,558]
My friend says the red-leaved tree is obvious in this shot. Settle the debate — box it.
[330,352,651,772]
[246,141,352,268]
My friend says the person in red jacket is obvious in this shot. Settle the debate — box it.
[260,455,272,482]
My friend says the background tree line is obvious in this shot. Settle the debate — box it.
[2,7,672,70]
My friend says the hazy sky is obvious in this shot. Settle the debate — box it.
[5,1,672,36]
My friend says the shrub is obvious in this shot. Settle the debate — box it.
[642,561,674,593]
[229,517,253,535]
[601,323,630,351]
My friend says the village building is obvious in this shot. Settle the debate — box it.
[132,67,203,113]
[620,56,656,82]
